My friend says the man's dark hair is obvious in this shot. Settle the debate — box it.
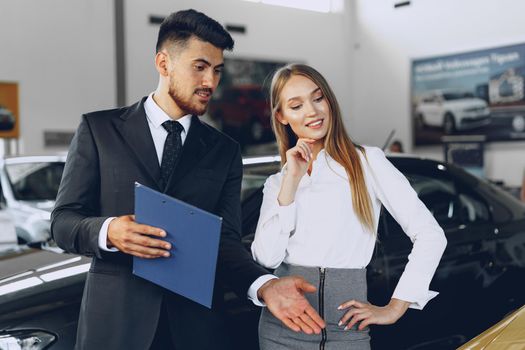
[156,9,234,53]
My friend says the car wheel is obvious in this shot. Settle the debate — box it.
[443,113,456,134]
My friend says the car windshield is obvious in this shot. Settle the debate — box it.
[5,161,65,201]
[442,92,474,100]
[241,162,281,200]
[241,174,268,201]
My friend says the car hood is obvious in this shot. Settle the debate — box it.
[458,304,525,349]
[0,246,91,319]
[0,246,78,281]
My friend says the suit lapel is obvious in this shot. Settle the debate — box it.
[113,97,162,189]
[165,116,217,191]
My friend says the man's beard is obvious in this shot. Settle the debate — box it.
[168,76,210,116]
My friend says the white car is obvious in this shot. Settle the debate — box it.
[0,210,17,249]
[415,90,491,134]
[0,155,66,244]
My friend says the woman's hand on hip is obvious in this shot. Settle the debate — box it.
[337,298,410,331]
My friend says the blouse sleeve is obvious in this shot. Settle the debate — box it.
[251,173,297,269]
[365,147,447,310]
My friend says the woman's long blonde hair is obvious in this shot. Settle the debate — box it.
[270,64,374,232]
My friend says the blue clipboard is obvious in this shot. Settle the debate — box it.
[132,182,222,308]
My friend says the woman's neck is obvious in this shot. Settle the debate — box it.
[307,140,324,176]
[311,139,324,161]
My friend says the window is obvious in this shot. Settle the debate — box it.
[457,191,490,223]
[241,174,268,201]
[423,94,438,103]
[407,174,461,227]
[241,162,280,201]
[405,173,489,226]
[5,162,65,201]
[442,92,475,100]
[381,170,490,244]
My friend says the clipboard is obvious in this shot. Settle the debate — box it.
[132,182,222,308]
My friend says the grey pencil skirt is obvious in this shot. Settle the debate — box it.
[259,263,371,350]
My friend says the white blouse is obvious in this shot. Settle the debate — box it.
[251,146,447,310]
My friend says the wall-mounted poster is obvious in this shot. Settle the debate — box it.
[206,58,287,150]
[411,43,525,145]
[0,82,20,138]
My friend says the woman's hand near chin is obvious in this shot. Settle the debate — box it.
[278,138,316,206]
[285,138,315,179]
[337,298,410,331]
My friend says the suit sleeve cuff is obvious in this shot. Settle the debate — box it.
[98,217,119,252]
[247,274,278,307]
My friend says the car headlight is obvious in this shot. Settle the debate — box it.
[0,329,56,350]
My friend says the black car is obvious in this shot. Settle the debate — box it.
[1,154,524,350]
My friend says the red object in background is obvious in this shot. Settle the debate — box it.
[208,84,272,144]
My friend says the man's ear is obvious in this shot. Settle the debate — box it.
[275,111,288,125]
[155,51,170,77]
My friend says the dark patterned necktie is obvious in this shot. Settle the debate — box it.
[160,120,184,189]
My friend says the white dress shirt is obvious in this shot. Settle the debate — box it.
[97,93,270,304]
[251,146,447,310]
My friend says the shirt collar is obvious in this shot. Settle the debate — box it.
[144,92,192,134]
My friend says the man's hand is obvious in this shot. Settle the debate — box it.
[258,276,326,334]
[107,215,171,259]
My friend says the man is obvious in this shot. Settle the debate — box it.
[51,9,324,350]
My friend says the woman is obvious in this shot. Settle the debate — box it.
[251,64,447,349]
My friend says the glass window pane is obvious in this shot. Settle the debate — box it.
[457,192,490,223]
[5,162,65,201]
[405,173,461,227]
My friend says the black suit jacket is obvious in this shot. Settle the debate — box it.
[51,97,267,349]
